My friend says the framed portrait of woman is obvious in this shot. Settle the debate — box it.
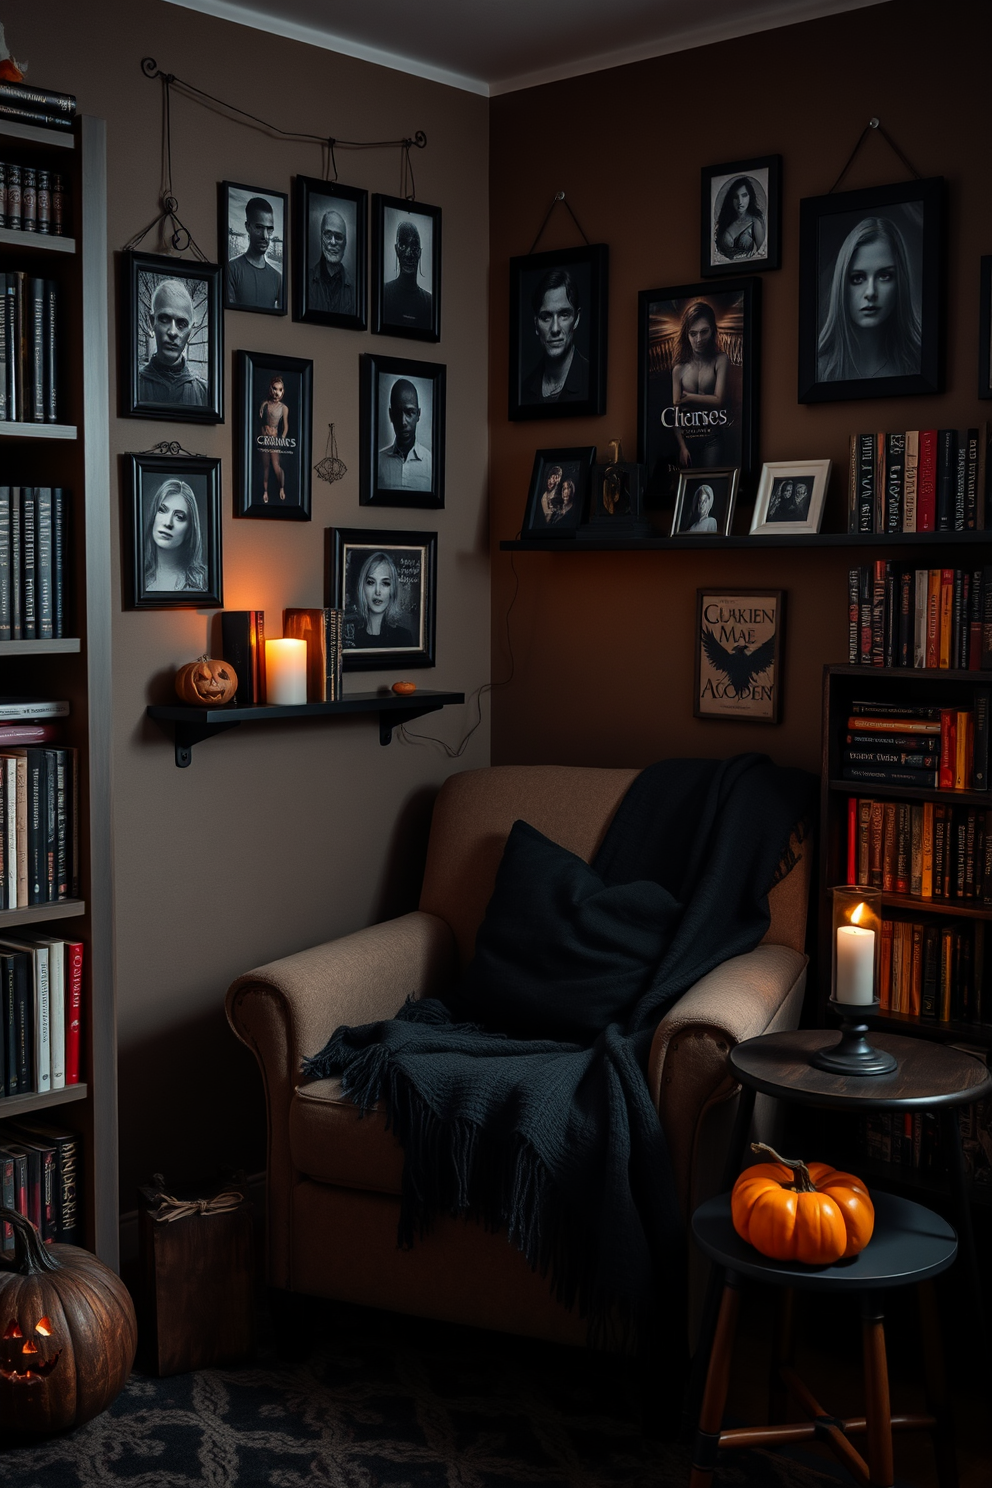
[701,155,781,277]
[637,278,760,504]
[126,453,223,609]
[325,526,437,671]
[236,350,313,519]
[521,446,596,539]
[508,244,608,421]
[798,177,945,403]
[671,468,738,537]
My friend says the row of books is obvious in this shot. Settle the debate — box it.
[0,745,78,908]
[0,271,59,422]
[878,915,985,1025]
[0,934,83,1098]
[0,1117,79,1248]
[840,700,988,791]
[846,428,985,533]
[859,1099,991,1187]
[0,78,76,134]
[0,486,69,638]
[220,608,344,705]
[847,797,992,902]
[0,161,66,234]
[846,563,992,671]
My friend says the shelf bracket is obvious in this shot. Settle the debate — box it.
[379,701,445,746]
[173,719,239,767]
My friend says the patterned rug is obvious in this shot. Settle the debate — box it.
[0,1302,842,1487]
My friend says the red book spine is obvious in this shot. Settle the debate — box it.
[64,940,83,1084]
[847,796,857,882]
[940,710,957,790]
[918,430,937,531]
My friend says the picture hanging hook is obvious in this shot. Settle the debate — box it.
[828,115,922,193]
[527,191,590,255]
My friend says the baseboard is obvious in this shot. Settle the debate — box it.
[118,1171,267,1268]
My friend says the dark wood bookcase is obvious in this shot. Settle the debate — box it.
[0,116,116,1264]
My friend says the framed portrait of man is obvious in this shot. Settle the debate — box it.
[637,278,760,505]
[219,181,287,316]
[122,251,223,423]
[359,352,445,510]
[292,175,367,331]
[798,177,944,403]
[508,244,608,422]
[701,155,781,278]
[236,350,313,520]
[372,194,441,342]
[125,452,223,609]
[325,526,437,671]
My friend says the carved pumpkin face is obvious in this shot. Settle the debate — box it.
[1,1314,62,1381]
[175,656,238,706]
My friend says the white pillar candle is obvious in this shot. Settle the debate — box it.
[836,924,875,1005]
[265,639,307,706]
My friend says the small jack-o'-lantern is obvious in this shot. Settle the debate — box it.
[174,655,238,707]
[0,1207,137,1434]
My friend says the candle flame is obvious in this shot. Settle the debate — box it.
[850,902,869,926]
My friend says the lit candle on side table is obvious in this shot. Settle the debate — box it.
[265,638,307,705]
[812,886,896,1076]
[835,902,875,1005]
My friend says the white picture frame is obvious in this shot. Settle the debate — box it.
[750,459,832,535]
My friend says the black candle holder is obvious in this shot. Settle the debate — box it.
[811,998,898,1077]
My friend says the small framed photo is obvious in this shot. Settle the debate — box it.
[521,446,595,538]
[509,244,608,421]
[293,176,367,330]
[359,352,445,509]
[798,176,945,403]
[122,250,223,423]
[219,181,287,315]
[672,467,739,536]
[695,589,784,724]
[750,459,832,535]
[236,350,313,519]
[126,452,223,609]
[979,256,992,399]
[701,155,782,277]
[372,194,441,341]
[325,527,436,671]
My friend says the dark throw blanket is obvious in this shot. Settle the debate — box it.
[304,754,815,1346]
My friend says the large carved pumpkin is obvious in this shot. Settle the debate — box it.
[174,655,238,706]
[0,1207,137,1433]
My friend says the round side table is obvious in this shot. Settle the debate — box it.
[689,1190,958,1488]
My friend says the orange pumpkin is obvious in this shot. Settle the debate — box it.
[731,1142,874,1265]
[391,681,417,695]
[175,655,238,706]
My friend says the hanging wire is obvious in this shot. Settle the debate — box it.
[527,191,591,255]
[829,117,923,194]
[123,70,208,255]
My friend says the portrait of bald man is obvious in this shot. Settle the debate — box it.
[375,197,440,341]
[138,275,208,407]
[126,253,222,422]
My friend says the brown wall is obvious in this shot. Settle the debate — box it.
[489,0,992,772]
[16,1,490,1205]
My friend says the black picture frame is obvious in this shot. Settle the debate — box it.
[508,243,608,421]
[701,154,782,277]
[325,526,436,671]
[372,194,441,342]
[122,250,224,423]
[671,467,739,536]
[694,588,784,724]
[125,452,223,609]
[521,446,595,538]
[219,180,288,316]
[798,176,945,404]
[979,256,992,400]
[292,175,367,330]
[236,350,313,519]
[359,352,445,510]
[637,277,760,503]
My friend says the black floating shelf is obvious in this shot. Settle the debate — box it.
[147,690,465,767]
[500,531,992,552]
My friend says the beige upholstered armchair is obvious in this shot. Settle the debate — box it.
[226,765,812,1347]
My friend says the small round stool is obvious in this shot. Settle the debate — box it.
[689,1189,958,1488]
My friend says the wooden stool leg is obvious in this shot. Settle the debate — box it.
[690,1275,741,1488]
[861,1291,894,1488]
[918,1281,959,1488]
[768,1286,796,1425]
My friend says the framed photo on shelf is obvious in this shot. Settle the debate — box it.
[979,256,992,399]
[125,452,223,609]
[701,155,781,277]
[695,588,784,724]
[292,175,367,330]
[122,250,224,423]
[508,243,608,421]
[637,278,759,505]
[236,350,313,519]
[359,352,445,509]
[521,446,595,538]
[750,459,832,535]
[372,194,441,341]
[671,467,738,536]
[219,181,287,316]
[798,176,945,403]
[325,526,436,671]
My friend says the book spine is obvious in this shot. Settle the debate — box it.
[895,802,911,893]
[898,569,912,667]
[64,941,82,1085]
[52,488,64,637]
[47,944,65,1089]
[221,613,255,706]
[0,487,9,641]
[847,435,858,534]
[910,803,923,896]
[0,274,7,421]
[903,430,919,532]
[885,432,905,532]
[954,430,968,530]
[939,569,954,669]
[884,564,897,667]
[0,101,73,130]
[0,81,77,116]
[842,765,940,786]
[875,433,886,532]
[857,798,872,884]
[33,951,51,1095]
[845,731,940,749]
[965,428,980,529]
[914,569,928,668]
[871,560,886,666]
[35,488,52,639]
[922,801,934,898]
[937,429,957,530]
[5,165,21,232]
[952,569,965,670]
[27,278,43,422]
[21,488,36,640]
[4,277,18,422]
[842,750,937,768]
[54,750,68,897]
[969,567,983,671]
[846,795,857,882]
[974,689,990,791]
[858,567,872,665]
[858,434,875,532]
[43,280,57,423]
[940,710,956,790]
[847,568,859,663]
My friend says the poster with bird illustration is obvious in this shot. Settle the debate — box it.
[694,589,783,722]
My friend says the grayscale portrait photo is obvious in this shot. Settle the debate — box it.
[135,269,210,409]
[307,192,357,319]
[375,371,434,493]
[710,170,769,267]
[517,260,592,407]
[222,182,286,314]
[766,476,812,523]
[381,204,434,332]
[816,201,924,384]
[343,542,424,653]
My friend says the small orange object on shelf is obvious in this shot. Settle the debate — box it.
[391,681,417,695]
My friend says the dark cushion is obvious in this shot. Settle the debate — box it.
[448,819,680,1042]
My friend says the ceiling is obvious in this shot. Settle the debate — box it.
[163,0,886,96]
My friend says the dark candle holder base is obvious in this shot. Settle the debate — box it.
[811,998,898,1077]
